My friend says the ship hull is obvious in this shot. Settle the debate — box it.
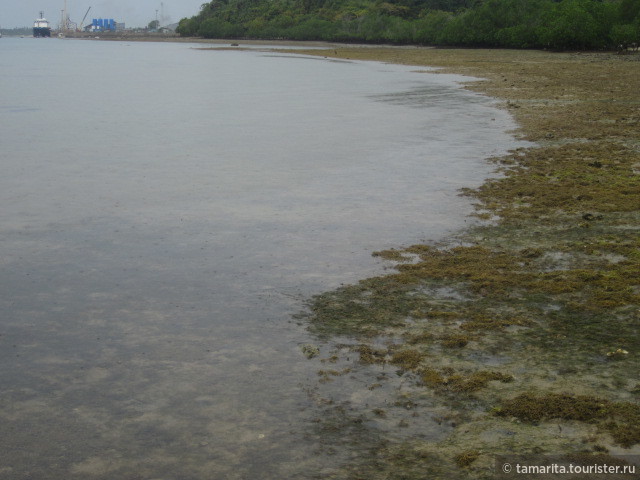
[33,27,51,37]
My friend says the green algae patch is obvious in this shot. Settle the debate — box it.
[307,280,421,337]
[497,393,640,448]
[441,334,470,349]
[421,368,447,388]
[459,312,530,331]
[470,142,640,221]
[424,369,514,393]
[390,349,426,370]
[372,248,415,262]
[454,450,480,468]
[496,393,611,423]
[447,371,513,393]
[390,242,639,314]
[356,344,388,364]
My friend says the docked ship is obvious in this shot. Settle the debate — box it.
[33,12,51,37]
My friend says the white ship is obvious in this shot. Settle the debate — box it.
[33,12,51,37]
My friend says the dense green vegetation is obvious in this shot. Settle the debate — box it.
[0,27,33,36]
[177,0,640,49]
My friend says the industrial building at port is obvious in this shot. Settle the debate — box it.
[84,18,125,32]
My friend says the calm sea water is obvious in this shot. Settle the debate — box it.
[0,37,524,478]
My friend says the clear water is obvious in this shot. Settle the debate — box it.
[0,37,524,478]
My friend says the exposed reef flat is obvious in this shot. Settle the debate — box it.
[280,47,640,478]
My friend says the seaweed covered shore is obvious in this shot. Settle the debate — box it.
[285,48,640,478]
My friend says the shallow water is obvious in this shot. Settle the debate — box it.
[0,37,524,478]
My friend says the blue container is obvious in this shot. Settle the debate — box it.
[92,18,97,26]
[97,18,103,28]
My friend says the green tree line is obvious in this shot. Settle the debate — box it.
[177,0,640,49]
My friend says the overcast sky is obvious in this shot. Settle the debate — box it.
[2,0,205,29]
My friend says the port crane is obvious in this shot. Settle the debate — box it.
[79,6,91,31]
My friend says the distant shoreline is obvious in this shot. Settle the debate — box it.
[57,31,342,48]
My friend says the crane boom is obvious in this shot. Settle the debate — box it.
[79,6,91,30]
